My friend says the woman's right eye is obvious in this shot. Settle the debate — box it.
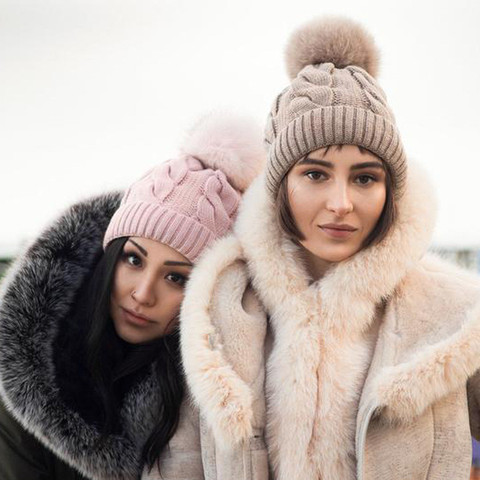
[305,170,327,181]
[122,252,142,267]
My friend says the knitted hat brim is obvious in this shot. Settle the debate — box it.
[103,202,215,262]
[266,105,406,199]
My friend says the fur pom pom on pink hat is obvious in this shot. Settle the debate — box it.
[103,111,265,261]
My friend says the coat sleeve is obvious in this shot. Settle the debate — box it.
[468,370,480,440]
[0,397,86,480]
[0,397,56,480]
[202,265,270,480]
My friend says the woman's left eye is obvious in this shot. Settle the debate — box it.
[355,174,376,185]
[166,273,187,287]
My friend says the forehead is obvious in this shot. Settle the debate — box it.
[127,237,191,264]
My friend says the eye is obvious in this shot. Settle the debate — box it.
[305,170,327,181]
[121,251,142,267]
[355,174,377,185]
[166,272,188,287]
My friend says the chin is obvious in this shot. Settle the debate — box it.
[115,329,144,345]
[113,323,156,345]
[306,244,361,264]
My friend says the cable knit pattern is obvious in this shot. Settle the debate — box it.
[264,17,406,199]
[103,111,266,261]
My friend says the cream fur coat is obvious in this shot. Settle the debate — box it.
[180,164,480,480]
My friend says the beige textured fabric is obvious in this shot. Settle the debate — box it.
[142,399,204,480]
[264,18,407,199]
[362,388,472,480]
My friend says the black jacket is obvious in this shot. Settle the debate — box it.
[0,193,162,480]
[0,398,87,480]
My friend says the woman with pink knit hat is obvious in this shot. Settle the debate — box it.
[0,111,265,480]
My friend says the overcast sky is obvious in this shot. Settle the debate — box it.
[1,0,479,256]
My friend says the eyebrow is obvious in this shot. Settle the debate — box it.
[298,157,384,170]
[164,260,193,267]
[128,240,193,266]
[128,239,148,256]
[350,161,384,171]
[298,158,333,168]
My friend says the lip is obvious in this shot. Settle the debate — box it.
[121,307,155,326]
[320,223,357,231]
[319,223,358,239]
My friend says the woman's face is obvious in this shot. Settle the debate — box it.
[286,145,387,268]
[110,237,192,344]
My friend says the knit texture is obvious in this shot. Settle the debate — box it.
[104,156,240,261]
[264,17,407,199]
[103,111,265,261]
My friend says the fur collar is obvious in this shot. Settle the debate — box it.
[235,162,436,334]
[0,193,160,480]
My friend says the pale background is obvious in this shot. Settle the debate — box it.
[1,0,479,256]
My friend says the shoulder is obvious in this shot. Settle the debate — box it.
[180,234,267,447]
[182,232,267,339]
[1,191,122,291]
[26,191,121,257]
[371,255,480,423]
[182,233,259,319]
[382,253,480,368]
[396,253,480,311]
[0,190,122,314]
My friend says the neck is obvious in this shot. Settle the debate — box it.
[300,246,333,281]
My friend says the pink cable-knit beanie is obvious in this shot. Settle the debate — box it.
[103,112,265,262]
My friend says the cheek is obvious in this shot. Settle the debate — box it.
[288,180,319,227]
[111,264,130,301]
[361,187,387,226]
[154,288,184,321]
[159,290,185,334]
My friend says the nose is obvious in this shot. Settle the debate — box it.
[326,182,354,216]
[131,275,156,307]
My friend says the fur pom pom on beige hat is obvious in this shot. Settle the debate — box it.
[285,16,380,80]
[264,16,406,199]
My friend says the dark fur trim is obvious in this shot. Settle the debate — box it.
[0,192,161,480]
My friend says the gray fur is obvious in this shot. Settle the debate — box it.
[0,192,161,480]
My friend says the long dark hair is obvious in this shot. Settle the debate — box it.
[82,237,185,470]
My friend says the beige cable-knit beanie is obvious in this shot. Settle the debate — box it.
[264,17,407,198]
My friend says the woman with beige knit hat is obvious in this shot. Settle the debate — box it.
[180,17,480,480]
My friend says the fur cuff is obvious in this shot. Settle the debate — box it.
[374,300,480,423]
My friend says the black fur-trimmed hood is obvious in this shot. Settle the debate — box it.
[0,193,161,480]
